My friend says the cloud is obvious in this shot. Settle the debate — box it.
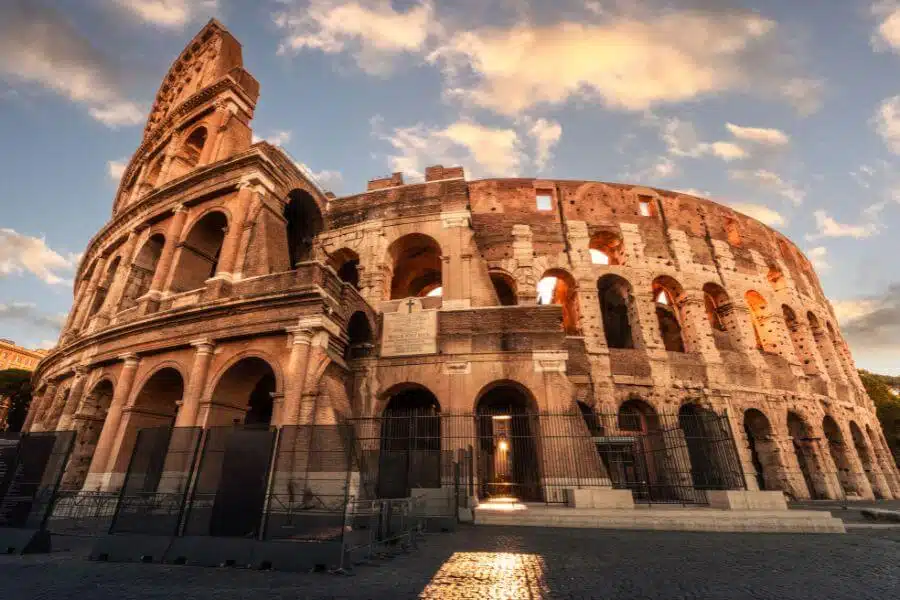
[728,169,805,204]
[838,283,900,356]
[253,130,293,147]
[808,210,879,240]
[429,9,820,116]
[725,123,789,145]
[710,142,747,161]
[311,168,343,191]
[727,202,786,227]
[524,118,562,170]
[806,246,829,271]
[873,95,900,153]
[108,159,127,182]
[871,1,900,53]
[112,0,219,28]
[274,0,435,75]
[0,2,144,127]
[0,302,67,332]
[0,228,78,286]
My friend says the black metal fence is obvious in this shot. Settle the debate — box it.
[0,430,75,529]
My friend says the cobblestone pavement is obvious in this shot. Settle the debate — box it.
[0,526,898,599]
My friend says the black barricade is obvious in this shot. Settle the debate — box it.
[182,425,276,538]
[0,431,75,528]
[261,424,356,542]
[110,426,202,535]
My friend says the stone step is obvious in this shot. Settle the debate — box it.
[474,507,845,533]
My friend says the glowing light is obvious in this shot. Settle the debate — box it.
[421,552,548,598]
[491,415,512,421]
[589,249,610,265]
[498,440,509,451]
[655,290,668,305]
[536,276,557,304]
[426,286,443,297]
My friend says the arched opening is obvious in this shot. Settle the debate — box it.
[170,211,228,292]
[476,383,541,501]
[181,126,207,169]
[110,367,185,477]
[653,276,686,352]
[597,274,635,349]
[703,283,738,351]
[745,290,770,351]
[210,357,277,427]
[328,248,360,289]
[589,230,624,265]
[826,322,850,379]
[378,385,441,498]
[743,409,781,492]
[787,412,824,500]
[121,234,165,309]
[767,263,785,292]
[284,189,324,267]
[490,271,517,306]
[345,311,374,360]
[808,312,841,380]
[62,379,114,489]
[388,234,442,299]
[822,416,856,496]
[850,421,885,499]
[602,399,667,501]
[144,155,164,189]
[678,403,732,491]
[88,257,121,318]
[45,386,71,430]
[866,424,896,494]
[782,305,809,367]
[537,269,580,335]
[724,217,742,246]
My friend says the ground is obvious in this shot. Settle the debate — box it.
[1,524,897,599]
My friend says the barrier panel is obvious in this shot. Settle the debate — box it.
[0,430,75,528]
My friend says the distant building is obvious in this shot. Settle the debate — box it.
[0,339,46,372]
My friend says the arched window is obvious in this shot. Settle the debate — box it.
[284,189,324,267]
[170,211,228,292]
[782,305,809,366]
[589,231,624,265]
[537,269,580,335]
[826,321,850,378]
[597,274,634,349]
[144,155,164,189]
[182,126,207,168]
[387,234,442,299]
[704,283,740,351]
[652,276,686,352]
[767,263,785,292]
[490,271,517,306]
[724,217,742,246]
[88,256,121,318]
[328,248,360,289]
[121,234,165,309]
[745,290,770,351]
[807,312,842,380]
[345,311,374,360]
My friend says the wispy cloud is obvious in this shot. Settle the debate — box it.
[725,123,789,146]
[112,0,219,29]
[0,1,144,127]
[807,210,879,240]
[837,283,900,358]
[728,202,786,227]
[871,1,900,53]
[253,130,293,147]
[0,302,67,332]
[107,159,127,182]
[806,246,829,271]
[0,229,79,286]
[729,169,805,204]
[873,95,900,153]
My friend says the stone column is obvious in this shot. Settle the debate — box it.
[56,366,89,431]
[151,204,189,297]
[198,103,229,166]
[84,354,139,491]
[175,339,215,428]
[281,327,313,426]
[212,184,253,282]
[99,230,142,319]
[71,256,107,332]
[25,382,57,432]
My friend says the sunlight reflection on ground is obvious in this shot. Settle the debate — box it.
[419,551,548,599]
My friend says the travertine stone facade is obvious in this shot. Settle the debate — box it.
[26,20,899,501]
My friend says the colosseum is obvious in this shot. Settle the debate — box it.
[23,20,900,517]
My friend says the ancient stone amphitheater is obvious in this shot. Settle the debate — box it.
[24,20,899,507]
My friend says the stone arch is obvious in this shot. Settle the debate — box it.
[652,275,686,352]
[745,290,775,352]
[475,380,542,501]
[609,398,668,501]
[88,255,122,318]
[743,408,783,492]
[345,310,375,360]
[678,403,733,491]
[538,268,581,335]
[144,154,164,189]
[597,274,635,349]
[170,210,228,292]
[766,262,786,292]
[826,321,851,379]
[61,378,115,489]
[822,415,858,497]
[786,411,827,500]
[724,216,742,246]
[377,383,441,498]
[387,233,443,300]
[866,423,900,495]
[209,355,279,427]
[589,230,625,265]
[703,282,740,351]
[121,233,165,309]
[808,312,842,381]
[328,247,360,289]
[45,383,72,430]
[284,189,324,267]
[489,270,518,306]
[180,125,208,169]
[849,421,889,499]
[782,305,812,369]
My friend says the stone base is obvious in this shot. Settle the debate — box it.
[706,490,787,511]
[565,488,635,509]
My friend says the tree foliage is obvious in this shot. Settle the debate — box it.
[859,369,900,462]
[0,368,32,432]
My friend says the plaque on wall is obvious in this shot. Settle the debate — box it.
[381,298,438,357]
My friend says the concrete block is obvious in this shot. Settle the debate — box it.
[706,490,788,511]
[565,488,635,509]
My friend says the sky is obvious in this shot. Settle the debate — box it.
[0,0,898,374]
